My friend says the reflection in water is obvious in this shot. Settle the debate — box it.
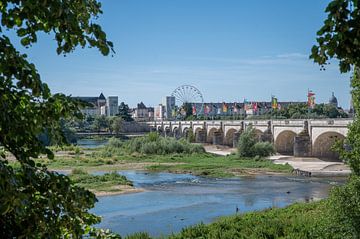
[92,171,345,237]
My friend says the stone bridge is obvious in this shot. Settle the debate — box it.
[147,119,352,160]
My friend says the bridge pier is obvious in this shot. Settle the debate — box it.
[213,130,224,145]
[165,128,172,137]
[233,131,241,148]
[195,129,207,143]
[260,121,273,143]
[294,121,312,157]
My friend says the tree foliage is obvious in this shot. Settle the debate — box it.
[0,0,118,237]
[312,1,360,237]
[111,116,124,136]
[118,102,133,122]
[237,127,275,158]
[310,0,360,73]
[311,0,360,174]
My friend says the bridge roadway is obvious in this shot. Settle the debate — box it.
[147,119,352,160]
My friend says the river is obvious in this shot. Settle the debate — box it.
[92,170,344,237]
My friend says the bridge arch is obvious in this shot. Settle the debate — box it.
[164,126,172,137]
[275,130,297,155]
[225,128,237,146]
[173,127,181,139]
[182,127,190,138]
[207,128,218,143]
[312,131,345,160]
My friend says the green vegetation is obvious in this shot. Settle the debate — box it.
[100,133,205,156]
[0,0,119,238]
[311,1,360,237]
[37,143,292,178]
[146,154,291,178]
[183,102,348,121]
[169,201,330,239]
[118,102,134,121]
[237,127,275,157]
[69,169,133,194]
[124,199,353,239]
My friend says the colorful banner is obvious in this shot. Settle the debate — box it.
[222,102,228,113]
[171,108,176,117]
[243,99,250,111]
[233,102,238,113]
[271,96,278,109]
[180,107,186,116]
[252,102,258,111]
[192,104,197,115]
[204,104,211,115]
[307,90,315,109]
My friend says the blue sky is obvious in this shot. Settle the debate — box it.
[18,0,351,108]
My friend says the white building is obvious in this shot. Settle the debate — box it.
[73,93,106,116]
[100,105,107,116]
[132,102,150,121]
[154,104,165,121]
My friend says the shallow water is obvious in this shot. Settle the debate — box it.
[92,171,345,237]
[77,138,108,148]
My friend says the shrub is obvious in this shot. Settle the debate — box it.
[108,137,123,148]
[237,127,257,157]
[252,142,275,157]
[187,129,195,143]
[237,126,274,157]
[71,168,87,175]
[326,175,360,237]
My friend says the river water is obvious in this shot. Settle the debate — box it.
[77,138,108,148]
[92,170,345,237]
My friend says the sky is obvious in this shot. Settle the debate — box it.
[14,0,352,108]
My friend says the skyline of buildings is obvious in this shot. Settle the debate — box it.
[73,91,349,121]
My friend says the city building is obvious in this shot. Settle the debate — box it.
[106,96,119,116]
[148,107,154,121]
[132,102,151,121]
[72,93,106,116]
[162,96,176,119]
[177,101,306,118]
[154,104,165,121]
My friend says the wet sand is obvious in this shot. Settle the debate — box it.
[94,185,145,197]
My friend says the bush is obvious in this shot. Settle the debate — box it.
[108,137,123,148]
[237,127,257,157]
[252,142,275,157]
[128,134,204,155]
[96,133,205,156]
[237,126,275,157]
[326,175,360,238]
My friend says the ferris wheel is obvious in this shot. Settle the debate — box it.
[171,85,204,114]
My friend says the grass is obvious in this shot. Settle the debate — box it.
[69,169,133,193]
[34,135,292,178]
[119,199,341,238]
[36,151,292,178]
[168,201,329,239]
[145,154,292,177]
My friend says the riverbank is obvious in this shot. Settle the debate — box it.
[203,144,351,177]
[42,152,293,178]
[269,155,351,177]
